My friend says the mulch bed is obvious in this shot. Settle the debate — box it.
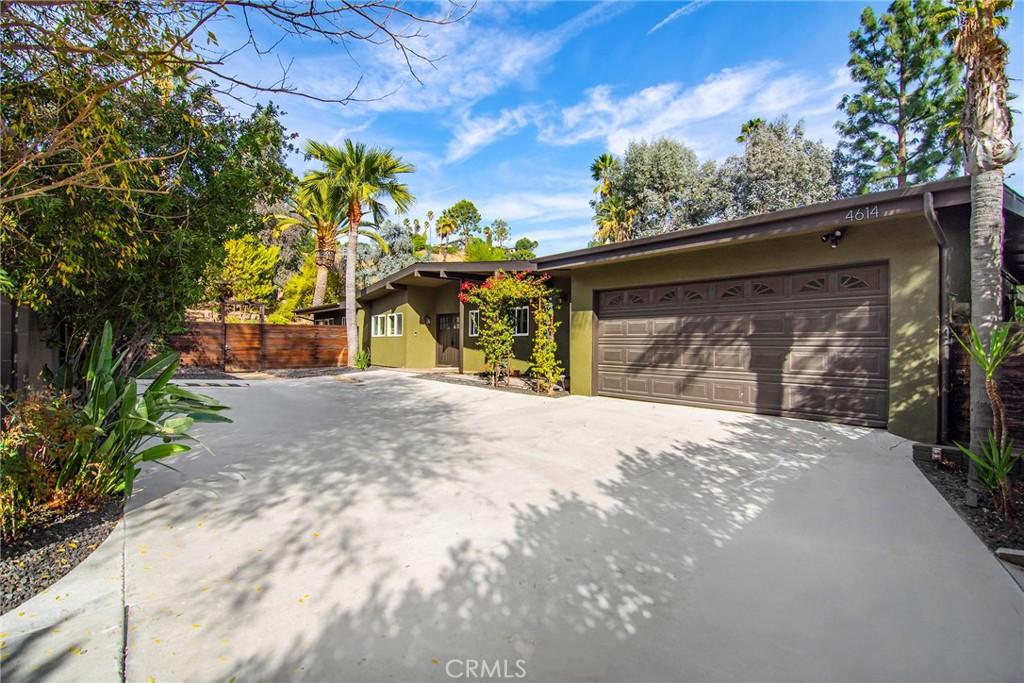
[914,460,1024,551]
[1,498,123,614]
[418,372,569,398]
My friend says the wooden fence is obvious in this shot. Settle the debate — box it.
[168,322,347,371]
[949,322,1023,444]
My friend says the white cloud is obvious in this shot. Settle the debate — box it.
[537,61,850,158]
[446,106,542,162]
[539,62,780,153]
[648,0,712,35]
[289,1,630,116]
[476,190,594,224]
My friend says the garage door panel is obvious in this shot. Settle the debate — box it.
[596,264,890,426]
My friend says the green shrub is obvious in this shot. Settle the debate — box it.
[1,322,232,541]
[355,349,371,370]
[1,387,82,540]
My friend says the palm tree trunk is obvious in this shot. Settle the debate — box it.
[967,168,1005,500]
[345,202,361,368]
[312,265,329,306]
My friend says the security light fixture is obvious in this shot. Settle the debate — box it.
[821,228,844,248]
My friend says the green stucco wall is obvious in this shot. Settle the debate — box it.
[367,290,409,368]
[568,218,941,442]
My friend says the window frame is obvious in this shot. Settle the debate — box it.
[512,305,530,337]
[468,309,480,337]
[389,312,403,337]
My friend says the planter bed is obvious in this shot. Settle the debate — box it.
[914,459,1024,552]
[416,372,568,398]
[1,498,122,614]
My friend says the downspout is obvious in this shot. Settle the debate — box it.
[923,192,949,445]
[457,279,465,375]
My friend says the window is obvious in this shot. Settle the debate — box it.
[373,313,403,337]
[512,306,530,336]
[468,310,480,337]
[388,312,403,336]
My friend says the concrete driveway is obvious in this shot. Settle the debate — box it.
[6,370,1023,682]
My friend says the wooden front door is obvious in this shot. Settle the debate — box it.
[436,313,460,367]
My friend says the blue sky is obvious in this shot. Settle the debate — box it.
[212,1,1024,255]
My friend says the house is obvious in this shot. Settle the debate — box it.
[323,177,1024,444]
[294,302,348,326]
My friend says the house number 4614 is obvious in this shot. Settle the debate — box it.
[845,205,879,222]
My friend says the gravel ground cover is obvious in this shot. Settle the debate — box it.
[915,460,1024,551]
[1,498,122,613]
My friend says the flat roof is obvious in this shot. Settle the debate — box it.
[335,176,1021,302]
[535,176,978,269]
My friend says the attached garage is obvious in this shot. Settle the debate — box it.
[594,263,891,427]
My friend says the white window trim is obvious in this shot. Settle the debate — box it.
[374,312,404,337]
[468,309,480,337]
[512,305,530,337]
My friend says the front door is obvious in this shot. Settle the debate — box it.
[436,313,460,367]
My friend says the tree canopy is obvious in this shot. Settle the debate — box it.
[835,0,963,193]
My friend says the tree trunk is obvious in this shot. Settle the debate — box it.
[312,265,329,306]
[345,201,361,368]
[967,168,1005,500]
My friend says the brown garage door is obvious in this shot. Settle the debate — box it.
[595,263,890,426]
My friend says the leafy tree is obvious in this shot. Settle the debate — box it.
[303,140,415,367]
[439,199,483,247]
[836,0,963,193]
[208,235,281,303]
[490,219,511,247]
[611,138,720,236]
[510,237,539,260]
[939,0,1018,495]
[590,153,620,197]
[466,237,508,262]
[362,219,428,283]
[0,1,466,204]
[718,117,838,219]
[1,86,295,364]
[267,252,344,324]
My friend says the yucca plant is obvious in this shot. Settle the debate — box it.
[956,433,1017,523]
[953,322,1023,448]
[953,322,1022,526]
[63,322,231,497]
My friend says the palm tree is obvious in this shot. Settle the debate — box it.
[594,195,636,244]
[303,140,415,365]
[736,118,765,143]
[590,153,619,198]
[940,0,1017,500]
[435,214,456,261]
[271,183,390,306]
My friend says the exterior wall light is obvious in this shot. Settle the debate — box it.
[821,229,844,248]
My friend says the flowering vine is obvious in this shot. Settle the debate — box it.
[459,271,563,393]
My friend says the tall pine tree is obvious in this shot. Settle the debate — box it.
[836,0,963,193]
